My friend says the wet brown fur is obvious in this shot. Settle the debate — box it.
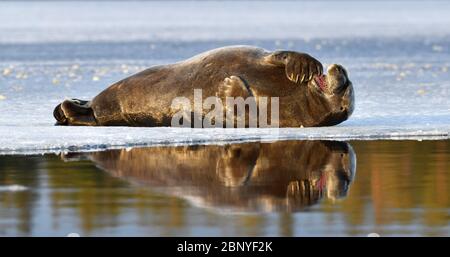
[54,46,354,127]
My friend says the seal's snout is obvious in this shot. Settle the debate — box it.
[326,64,350,94]
[310,64,350,95]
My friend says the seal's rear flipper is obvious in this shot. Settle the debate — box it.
[53,99,97,126]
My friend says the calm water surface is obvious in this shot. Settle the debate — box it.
[0,140,449,236]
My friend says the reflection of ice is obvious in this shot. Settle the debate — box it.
[0,185,28,192]
[0,1,449,154]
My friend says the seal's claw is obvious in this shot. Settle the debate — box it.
[288,73,295,82]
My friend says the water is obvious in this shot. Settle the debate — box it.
[0,1,449,153]
[0,140,448,236]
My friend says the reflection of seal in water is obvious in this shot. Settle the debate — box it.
[54,46,354,127]
[63,140,356,213]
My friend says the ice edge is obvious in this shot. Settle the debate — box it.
[2,131,448,156]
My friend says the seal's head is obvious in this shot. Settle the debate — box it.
[308,64,355,125]
[320,141,356,201]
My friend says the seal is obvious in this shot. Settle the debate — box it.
[62,140,356,212]
[53,45,354,127]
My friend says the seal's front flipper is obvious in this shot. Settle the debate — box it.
[53,99,97,126]
[264,51,323,84]
[217,76,258,128]
[216,143,260,187]
[217,75,253,99]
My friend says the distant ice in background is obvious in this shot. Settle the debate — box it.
[0,1,449,154]
[1,1,450,42]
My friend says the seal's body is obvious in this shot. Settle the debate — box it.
[54,46,354,127]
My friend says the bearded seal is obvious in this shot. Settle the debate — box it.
[62,140,356,212]
[53,46,354,127]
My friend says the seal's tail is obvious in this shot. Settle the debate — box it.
[53,99,96,126]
